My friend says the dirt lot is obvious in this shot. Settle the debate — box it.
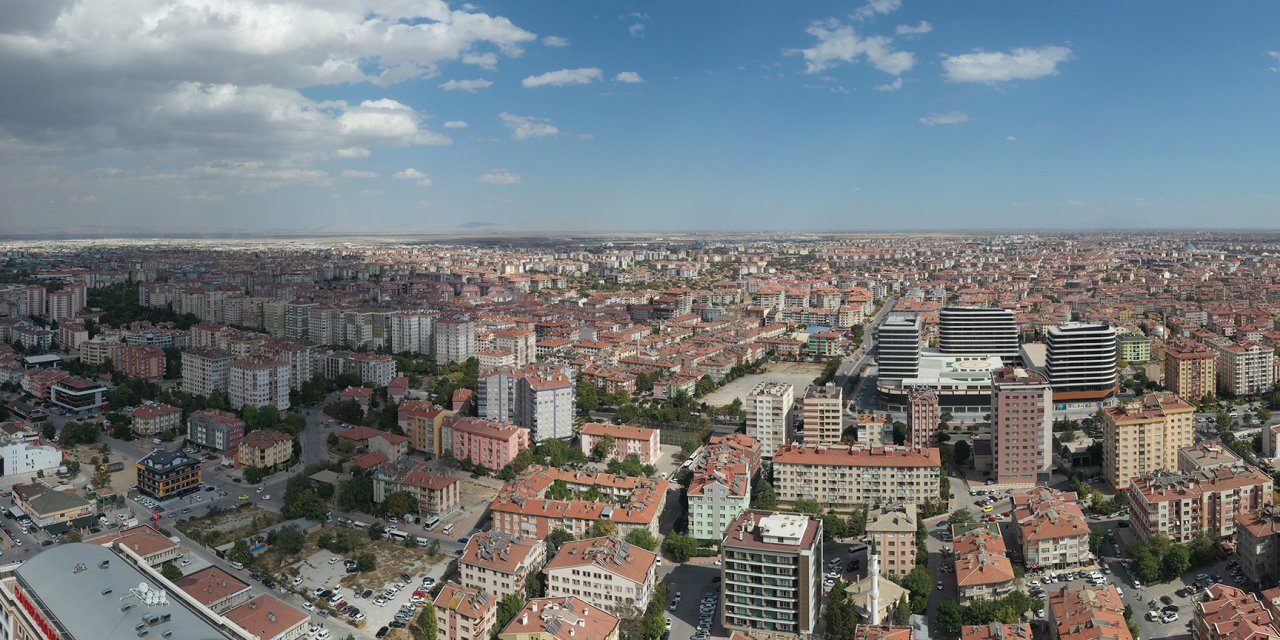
[176,504,282,547]
[701,361,826,407]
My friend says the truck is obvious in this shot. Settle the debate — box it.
[123,518,139,528]
[99,462,125,473]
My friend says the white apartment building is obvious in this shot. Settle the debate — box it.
[721,511,823,637]
[182,348,233,398]
[0,427,63,476]
[436,317,477,365]
[772,444,942,511]
[746,381,793,458]
[518,371,575,442]
[1208,339,1276,397]
[390,311,435,355]
[460,531,548,599]
[687,435,760,541]
[938,306,1019,359]
[544,537,658,617]
[801,384,843,445]
[495,329,537,367]
[227,356,291,410]
[354,352,397,387]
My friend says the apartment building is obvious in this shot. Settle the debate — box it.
[227,356,291,410]
[1044,585,1132,640]
[518,370,575,442]
[436,582,499,640]
[389,310,435,356]
[1209,339,1276,397]
[497,597,620,640]
[187,409,245,453]
[436,316,477,365]
[1128,466,1273,543]
[907,387,940,448]
[369,462,460,519]
[687,434,760,541]
[136,448,202,499]
[50,376,107,413]
[353,352,397,387]
[1236,504,1280,586]
[578,423,660,465]
[544,537,658,617]
[495,329,538,367]
[444,416,531,472]
[856,414,892,448]
[1117,332,1151,364]
[0,428,62,477]
[490,466,668,538]
[865,505,918,577]
[938,307,1019,359]
[130,402,182,436]
[403,401,456,457]
[119,344,166,380]
[1044,323,1118,402]
[1101,393,1196,490]
[801,384,843,445]
[721,511,822,638]
[953,527,1015,603]
[79,333,122,366]
[875,315,922,383]
[746,381,793,458]
[182,348,233,398]
[991,367,1053,486]
[1178,442,1243,474]
[771,444,941,511]
[1164,339,1216,403]
[1192,584,1280,640]
[236,429,294,469]
[461,531,548,599]
[1011,487,1091,571]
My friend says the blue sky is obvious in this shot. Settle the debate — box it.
[1,1,1279,233]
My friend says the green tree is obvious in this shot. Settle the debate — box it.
[822,512,848,541]
[901,565,932,614]
[953,439,972,466]
[590,520,617,538]
[893,595,911,626]
[892,421,908,446]
[576,379,599,414]
[338,475,376,513]
[1089,525,1107,555]
[493,593,526,640]
[938,600,964,633]
[1161,545,1191,581]
[369,522,386,541]
[947,509,975,525]
[228,540,253,566]
[625,528,659,551]
[243,466,267,485]
[792,499,821,515]
[385,491,419,518]
[416,604,438,640]
[547,529,575,556]
[824,580,857,640]
[355,552,376,572]
[663,532,698,562]
[545,480,573,500]
[161,563,184,581]
[268,524,307,556]
[592,434,617,460]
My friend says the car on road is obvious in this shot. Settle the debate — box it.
[936,581,944,590]
[238,495,249,500]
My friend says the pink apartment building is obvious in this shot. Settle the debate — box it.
[119,344,167,380]
[991,367,1053,486]
[444,416,531,471]
[578,423,661,465]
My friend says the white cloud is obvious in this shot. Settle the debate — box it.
[69,194,100,204]
[895,21,933,35]
[629,23,646,37]
[919,111,969,126]
[796,19,914,75]
[337,99,450,145]
[341,170,377,178]
[873,78,903,92]
[479,169,522,185]
[1006,135,1018,141]
[1268,51,1280,72]
[614,71,645,84]
[542,35,570,47]
[1067,200,1088,207]
[393,167,433,186]
[443,121,469,129]
[462,52,499,69]
[499,112,560,140]
[522,67,603,88]
[439,78,493,92]
[334,147,371,159]
[943,46,1073,83]
[855,0,901,19]
[418,199,431,209]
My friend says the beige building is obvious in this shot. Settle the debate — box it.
[1011,487,1090,571]
[461,531,548,599]
[227,355,291,410]
[1101,393,1195,490]
[1208,339,1276,397]
[772,444,941,511]
[236,429,294,469]
[1164,339,1216,403]
[865,505,918,577]
[174,565,254,613]
[802,384,843,445]
[436,582,499,640]
[130,402,182,436]
[224,594,309,640]
[544,537,658,617]
[746,381,793,458]
[182,348,233,398]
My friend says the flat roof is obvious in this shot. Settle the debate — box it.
[13,543,237,640]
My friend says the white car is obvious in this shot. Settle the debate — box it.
[329,557,340,564]
[303,602,315,611]
[180,559,191,567]
[292,576,303,586]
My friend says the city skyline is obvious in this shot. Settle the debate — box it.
[3,1,1280,233]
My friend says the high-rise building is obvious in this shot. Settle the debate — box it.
[1163,339,1216,404]
[865,505,917,578]
[991,367,1053,486]
[746,382,794,458]
[181,348,233,398]
[517,370,575,442]
[284,301,316,343]
[1045,323,1118,401]
[938,307,1019,359]
[227,356,290,410]
[721,511,822,637]
[1101,393,1196,490]
[436,316,477,365]
[390,310,435,355]
[495,329,537,367]
[1208,339,1276,397]
[801,384,843,445]
[875,315,921,382]
[907,387,940,448]
[1128,466,1272,543]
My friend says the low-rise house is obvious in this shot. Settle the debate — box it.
[1044,585,1132,640]
[174,565,253,613]
[461,531,548,599]
[11,482,95,528]
[578,423,661,465]
[436,582,499,640]
[224,593,309,640]
[86,524,180,567]
[1193,584,1280,640]
[338,425,410,463]
[130,403,182,436]
[544,537,658,617]
[1011,487,1091,571]
[490,466,668,539]
[953,528,1015,603]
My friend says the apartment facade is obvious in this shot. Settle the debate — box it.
[578,423,660,465]
[187,409,246,453]
[1011,487,1091,571]
[490,466,668,539]
[801,384,843,445]
[436,582,499,640]
[403,402,456,457]
[991,367,1053,486]
[444,416,531,472]
[866,505,918,578]
[747,382,794,458]
[461,531,548,599]
[544,537,659,617]
[875,315,922,383]
[1209,339,1276,397]
[1101,393,1196,490]
[1128,466,1273,543]
[495,329,538,367]
[938,307,1019,359]
[136,448,203,499]
[721,511,823,638]
[497,597,620,640]
[182,348,233,398]
[1044,323,1118,402]
[1164,340,1217,403]
[227,356,291,410]
[772,444,941,511]
[954,527,1016,602]
[1236,505,1280,586]
[436,316,477,365]
[906,387,940,448]
[119,344,166,380]
[518,371,575,442]
[130,403,182,436]
[687,434,760,541]
[235,429,294,469]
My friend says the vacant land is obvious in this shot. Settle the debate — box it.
[702,361,826,407]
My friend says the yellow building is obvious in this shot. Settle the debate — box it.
[403,402,456,457]
[236,429,295,469]
[1101,393,1195,490]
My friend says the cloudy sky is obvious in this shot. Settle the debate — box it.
[2,0,1279,234]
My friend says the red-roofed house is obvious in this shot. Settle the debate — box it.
[224,594,308,640]
[578,423,660,465]
[339,386,374,409]
[338,425,409,463]
[443,416,530,472]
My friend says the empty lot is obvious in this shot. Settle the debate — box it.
[702,361,826,407]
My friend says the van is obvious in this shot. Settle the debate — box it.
[441,523,454,536]
[152,438,162,445]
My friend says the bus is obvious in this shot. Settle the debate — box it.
[384,528,408,542]
[423,515,441,531]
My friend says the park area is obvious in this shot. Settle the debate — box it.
[701,361,827,407]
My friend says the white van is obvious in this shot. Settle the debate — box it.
[441,523,455,536]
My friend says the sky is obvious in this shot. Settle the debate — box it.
[1,0,1279,235]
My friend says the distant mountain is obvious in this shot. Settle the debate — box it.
[458,221,498,229]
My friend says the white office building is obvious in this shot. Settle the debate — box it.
[875,315,922,382]
[1045,323,1118,399]
[938,306,1019,359]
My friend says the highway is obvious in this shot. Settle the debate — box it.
[834,295,897,410]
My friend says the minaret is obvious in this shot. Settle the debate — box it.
[869,535,881,625]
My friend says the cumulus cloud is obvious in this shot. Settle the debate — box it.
[462,52,499,69]
[542,35,570,47]
[614,71,645,84]
[1006,135,1018,141]
[522,67,603,88]
[855,0,901,19]
[1268,51,1280,72]
[334,147,371,159]
[629,23,646,37]
[479,169,522,185]
[796,19,914,75]
[439,78,493,92]
[393,167,433,186]
[341,170,377,178]
[873,78,903,92]
[443,121,469,129]
[896,21,933,35]
[499,112,560,140]
[942,46,1073,83]
[919,111,970,126]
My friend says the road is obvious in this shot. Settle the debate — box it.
[833,296,896,415]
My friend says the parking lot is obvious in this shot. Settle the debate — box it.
[660,562,723,640]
